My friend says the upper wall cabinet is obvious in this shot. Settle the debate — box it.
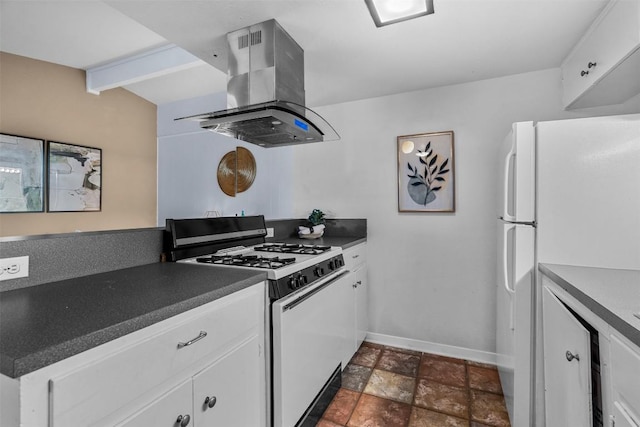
[561,0,640,109]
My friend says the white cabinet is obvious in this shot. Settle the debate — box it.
[542,286,593,427]
[561,0,640,109]
[6,282,266,427]
[609,333,640,426]
[342,243,368,367]
[117,335,261,427]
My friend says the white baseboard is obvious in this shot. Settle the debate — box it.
[364,332,498,366]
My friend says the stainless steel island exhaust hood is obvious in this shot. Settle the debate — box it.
[177,20,339,148]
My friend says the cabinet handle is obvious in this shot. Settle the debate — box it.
[353,280,362,288]
[565,350,580,362]
[176,414,191,426]
[580,70,589,77]
[177,331,207,349]
[352,254,359,259]
[204,395,217,409]
[588,61,597,69]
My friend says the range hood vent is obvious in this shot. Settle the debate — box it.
[177,19,339,148]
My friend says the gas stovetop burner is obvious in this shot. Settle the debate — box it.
[196,254,297,269]
[254,243,332,255]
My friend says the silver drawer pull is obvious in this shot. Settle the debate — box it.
[352,254,360,259]
[177,331,207,349]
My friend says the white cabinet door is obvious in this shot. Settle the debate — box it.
[115,380,192,427]
[542,286,592,427]
[193,336,261,427]
[343,271,358,367]
[354,265,368,349]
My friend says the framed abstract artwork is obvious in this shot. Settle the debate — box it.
[47,141,102,212]
[398,131,455,212]
[0,133,45,213]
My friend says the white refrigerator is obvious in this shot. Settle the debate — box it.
[496,114,640,427]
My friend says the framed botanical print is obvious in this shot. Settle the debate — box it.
[398,131,455,212]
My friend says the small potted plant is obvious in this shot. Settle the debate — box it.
[298,209,326,239]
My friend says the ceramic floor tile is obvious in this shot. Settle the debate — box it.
[376,349,421,377]
[322,388,360,425]
[470,390,511,427]
[347,393,412,427]
[468,366,503,395]
[317,419,345,427]
[408,406,470,427]
[467,360,498,369]
[413,378,469,419]
[363,369,416,404]
[342,364,373,392]
[423,352,466,364]
[383,345,423,357]
[350,344,382,368]
[418,356,467,388]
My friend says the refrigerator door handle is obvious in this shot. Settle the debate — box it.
[502,145,516,222]
[502,223,515,294]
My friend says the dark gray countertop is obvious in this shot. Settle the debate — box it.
[0,263,266,378]
[267,236,366,250]
[539,263,640,347]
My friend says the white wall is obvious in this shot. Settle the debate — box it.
[156,93,294,224]
[292,68,640,354]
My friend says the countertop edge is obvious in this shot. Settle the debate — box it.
[539,263,640,348]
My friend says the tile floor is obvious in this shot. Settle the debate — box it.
[317,341,511,427]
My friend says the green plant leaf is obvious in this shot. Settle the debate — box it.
[438,169,450,175]
[429,155,438,166]
[439,158,449,171]
[411,181,426,186]
[432,186,442,192]
[435,176,445,182]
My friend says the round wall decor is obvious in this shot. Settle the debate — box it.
[217,146,256,197]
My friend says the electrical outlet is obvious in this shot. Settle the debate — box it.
[266,227,274,238]
[0,256,29,281]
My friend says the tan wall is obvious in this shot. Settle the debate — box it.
[0,53,157,237]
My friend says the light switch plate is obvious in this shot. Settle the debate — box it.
[266,227,274,238]
[0,256,29,281]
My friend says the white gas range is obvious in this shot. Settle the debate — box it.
[166,216,350,427]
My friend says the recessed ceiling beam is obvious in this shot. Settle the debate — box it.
[86,44,204,95]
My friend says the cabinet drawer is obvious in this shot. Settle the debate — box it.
[49,284,263,427]
[344,243,366,271]
[610,333,640,421]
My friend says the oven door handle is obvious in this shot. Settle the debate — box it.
[282,270,350,312]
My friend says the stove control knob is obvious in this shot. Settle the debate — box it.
[314,267,322,277]
[288,277,298,290]
[299,274,308,285]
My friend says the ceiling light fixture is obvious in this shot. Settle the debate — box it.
[365,0,434,27]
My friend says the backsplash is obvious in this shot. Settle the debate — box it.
[0,228,164,291]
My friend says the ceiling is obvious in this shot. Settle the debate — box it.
[0,0,609,107]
